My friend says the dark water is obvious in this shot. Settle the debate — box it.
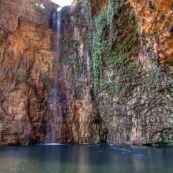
[0,144,173,173]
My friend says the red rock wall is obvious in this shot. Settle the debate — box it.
[129,0,173,64]
[0,0,58,145]
[0,0,106,145]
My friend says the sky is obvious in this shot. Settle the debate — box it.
[51,0,73,7]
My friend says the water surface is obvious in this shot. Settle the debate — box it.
[0,144,173,173]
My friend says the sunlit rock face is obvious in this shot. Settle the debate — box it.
[129,0,173,65]
[0,0,58,145]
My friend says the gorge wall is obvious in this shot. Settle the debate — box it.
[0,0,106,145]
[0,0,58,145]
[0,0,173,146]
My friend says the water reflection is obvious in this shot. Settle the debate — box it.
[0,145,173,173]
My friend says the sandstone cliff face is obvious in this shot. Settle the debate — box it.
[129,0,173,65]
[0,0,106,145]
[0,0,59,145]
[0,0,173,146]
[73,0,173,145]
[46,5,107,144]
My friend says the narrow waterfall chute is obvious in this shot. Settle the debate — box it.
[45,9,62,144]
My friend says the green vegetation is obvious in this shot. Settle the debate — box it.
[16,71,27,82]
[59,35,80,82]
[58,0,173,143]
[82,0,173,141]
[4,49,13,56]
[33,3,46,14]
[84,0,140,101]
[62,0,172,113]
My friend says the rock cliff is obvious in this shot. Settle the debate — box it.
[0,0,106,145]
[129,0,173,65]
[71,0,173,145]
[0,0,173,146]
[0,0,59,145]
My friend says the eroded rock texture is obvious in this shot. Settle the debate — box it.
[129,0,173,65]
[46,6,107,144]
[0,0,59,145]
[0,0,106,145]
[73,0,173,145]
[0,0,173,146]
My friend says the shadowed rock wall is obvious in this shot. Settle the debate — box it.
[74,0,173,146]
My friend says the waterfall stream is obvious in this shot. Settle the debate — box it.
[46,9,62,143]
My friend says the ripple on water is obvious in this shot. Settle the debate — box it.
[43,143,66,145]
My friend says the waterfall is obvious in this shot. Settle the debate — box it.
[46,9,62,143]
